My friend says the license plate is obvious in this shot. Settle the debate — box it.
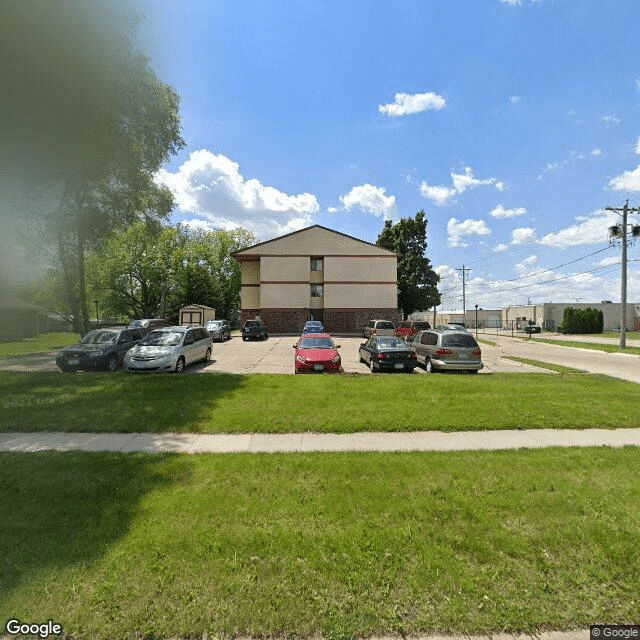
[313,364,324,371]
[394,363,404,369]
[68,358,80,365]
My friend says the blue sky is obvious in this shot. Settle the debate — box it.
[138,0,640,310]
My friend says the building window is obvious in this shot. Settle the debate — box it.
[311,257,323,271]
[311,284,323,297]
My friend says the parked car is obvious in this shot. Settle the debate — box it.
[302,320,325,334]
[127,318,170,335]
[410,329,483,373]
[293,333,341,373]
[124,326,212,373]
[56,327,144,372]
[524,323,542,334]
[205,319,231,341]
[436,323,470,333]
[362,319,396,338]
[242,319,268,341]
[395,320,431,342]
[359,336,417,373]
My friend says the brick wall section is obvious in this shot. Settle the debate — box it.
[242,308,401,334]
[256,308,310,334]
[324,308,401,334]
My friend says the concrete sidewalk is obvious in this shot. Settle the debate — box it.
[1,428,639,454]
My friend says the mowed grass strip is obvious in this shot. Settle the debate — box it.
[523,337,640,355]
[501,356,587,374]
[1,448,637,639]
[0,332,81,357]
[2,370,640,433]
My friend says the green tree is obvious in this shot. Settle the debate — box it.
[376,211,441,319]
[88,223,256,323]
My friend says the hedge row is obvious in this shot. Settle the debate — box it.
[560,307,604,334]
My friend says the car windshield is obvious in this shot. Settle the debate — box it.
[207,321,223,328]
[80,331,117,344]
[413,322,430,330]
[139,331,183,347]
[442,334,478,348]
[298,337,334,349]
[377,321,395,329]
[376,338,407,349]
[245,321,260,327]
[128,320,143,328]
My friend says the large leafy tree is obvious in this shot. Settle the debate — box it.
[88,223,257,323]
[5,2,186,333]
[376,211,441,319]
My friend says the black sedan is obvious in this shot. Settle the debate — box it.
[359,336,417,373]
[56,327,143,372]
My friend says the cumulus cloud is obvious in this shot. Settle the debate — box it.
[539,210,617,248]
[447,218,491,248]
[636,138,640,155]
[591,148,602,157]
[493,243,508,253]
[156,149,320,239]
[509,96,521,104]
[490,204,527,219]
[608,166,640,191]
[598,256,620,267]
[379,91,446,117]
[515,255,539,274]
[420,166,506,206]
[181,218,215,232]
[339,183,398,219]
[511,227,537,245]
[327,207,338,214]
[500,0,522,5]
[602,115,621,127]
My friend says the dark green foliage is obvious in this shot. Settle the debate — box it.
[376,211,441,319]
[561,307,604,334]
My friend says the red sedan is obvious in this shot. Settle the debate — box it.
[293,333,342,373]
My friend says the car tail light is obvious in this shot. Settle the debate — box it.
[434,348,453,356]
[472,348,481,356]
[377,353,389,359]
[409,352,417,359]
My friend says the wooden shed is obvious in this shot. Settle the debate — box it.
[179,304,215,326]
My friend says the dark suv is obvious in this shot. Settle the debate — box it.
[242,319,268,341]
[56,327,144,372]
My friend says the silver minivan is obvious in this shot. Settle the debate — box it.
[363,319,396,338]
[410,329,483,373]
[124,326,213,373]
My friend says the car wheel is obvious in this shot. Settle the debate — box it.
[468,369,478,374]
[425,359,433,373]
[175,356,185,373]
[369,359,376,373]
[204,347,212,362]
[106,355,118,372]
[359,352,365,363]
[242,336,247,341]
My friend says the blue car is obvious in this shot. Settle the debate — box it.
[303,321,324,334]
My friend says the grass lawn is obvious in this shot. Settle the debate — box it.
[2,370,640,433]
[0,332,80,357]
[527,338,640,356]
[501,356,587,374]
[1,448,637,639]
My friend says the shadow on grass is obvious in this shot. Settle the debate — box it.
[0,371,246,433]
[0,451,181,602]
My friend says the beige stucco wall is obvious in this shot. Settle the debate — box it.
[310,270,323,283]
[324,256,396,283]
[261,283,309,308]
[238,226,399,257]
[261,256,309,281]
[241,287,260,309]
[325,284,397,309]
[242,261,260,285]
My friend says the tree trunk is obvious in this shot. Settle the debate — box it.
[77,231,91,334]
[57,224,82,333]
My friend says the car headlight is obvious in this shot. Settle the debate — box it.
[295,355,306,364]
[330,354,341,364]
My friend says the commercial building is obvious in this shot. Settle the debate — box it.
[233,225,401,333]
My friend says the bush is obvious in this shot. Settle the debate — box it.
[561,307,603,334]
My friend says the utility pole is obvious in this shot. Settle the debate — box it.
[606,200,640,348]
[456,265,471,323]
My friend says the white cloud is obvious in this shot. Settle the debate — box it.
[539,210,617,248]
[156,149,320,239]
[598,256,620,267]
[500,0,522,5]
[509,95,521,104]
[515,255,538,274]
[635,138,640,155]
[181,218,215,232]
[511,227,537,245]
[420,166,505,206]
[591,148,602,157]
[493,243,508,253]
[339,183,398,219]
[490,204,527,219]
[327,207,337,214]
[602,115,621,127]
[636,79,640,91]
[379,91,446,117]
[609,166,640,191]
[447,217,491,248]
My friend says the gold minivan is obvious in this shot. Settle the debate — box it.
[362,319,396,338]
